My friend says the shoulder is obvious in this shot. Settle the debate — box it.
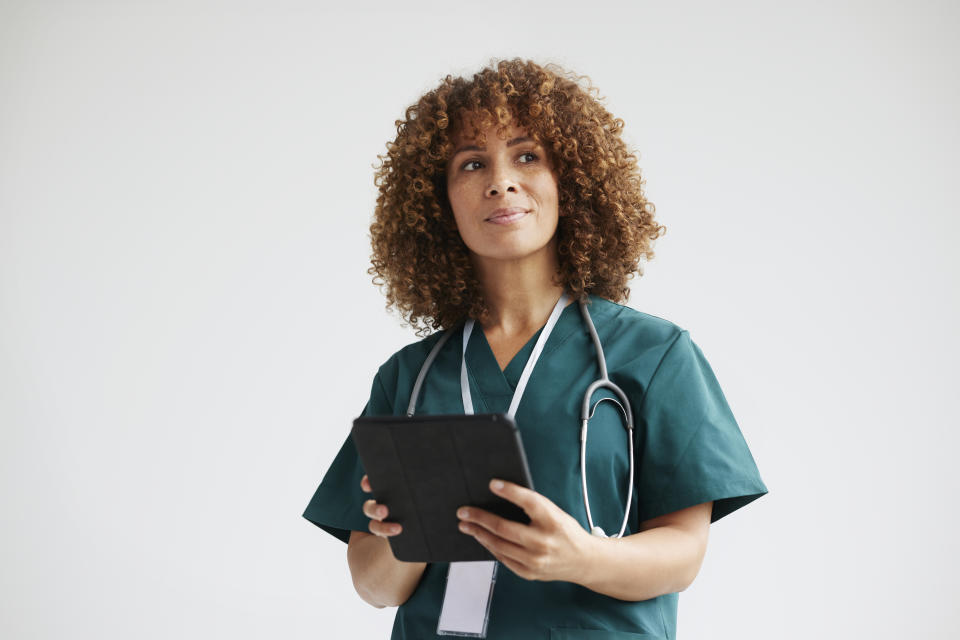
[584,296,699,385]
[370,328,456,398]
[587,295,687,349]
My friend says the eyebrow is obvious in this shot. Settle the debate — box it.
[451,136,535,158]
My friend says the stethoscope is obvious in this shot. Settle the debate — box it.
[406,293,634,538]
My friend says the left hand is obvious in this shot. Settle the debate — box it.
[456,479,595,582]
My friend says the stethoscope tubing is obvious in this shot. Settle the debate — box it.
[406,296,635,538]
[578,300,635,538]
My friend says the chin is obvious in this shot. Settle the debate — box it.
[471,243,554,264]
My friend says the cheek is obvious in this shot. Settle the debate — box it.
[446,179,473,215]
[446,188,478,245]
[447,191,469,226]
[536,176,560,217]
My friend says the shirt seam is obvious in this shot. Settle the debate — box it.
[657,596,671,640]
[467,358,492,412]
[648,414,709,520]
[375,369,396,416]
[634,329,688,418]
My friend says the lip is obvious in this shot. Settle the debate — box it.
[485,207,530,225]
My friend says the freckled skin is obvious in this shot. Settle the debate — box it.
[446,121,560,265]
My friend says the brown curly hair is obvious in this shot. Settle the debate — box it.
[369,58,664,334]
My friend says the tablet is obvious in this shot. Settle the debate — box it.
[351,413,535,563]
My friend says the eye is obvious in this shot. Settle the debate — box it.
[518,151,538,164]
[461,159,483,171]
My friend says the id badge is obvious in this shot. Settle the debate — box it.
[436,560,498,637]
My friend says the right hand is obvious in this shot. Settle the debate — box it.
[361,474,403,538]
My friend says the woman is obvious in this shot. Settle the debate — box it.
[303,59,767,639]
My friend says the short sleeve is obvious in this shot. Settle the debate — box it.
[301,372,394,543]
[636,330,767,524]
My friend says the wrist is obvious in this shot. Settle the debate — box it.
[572,528,606,588]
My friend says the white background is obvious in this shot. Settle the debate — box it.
[2,1,957,638]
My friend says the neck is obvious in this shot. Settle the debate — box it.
[472,239,566,335]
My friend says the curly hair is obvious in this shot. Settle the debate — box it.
[369,58,664,335]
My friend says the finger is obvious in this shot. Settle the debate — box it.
[369,519,402,538]
[363,499,389,521]
[360,475,372,493]
[460,520,532,568]
[491,551,534,581]
[489,479,550,520]
[457,506,533,548]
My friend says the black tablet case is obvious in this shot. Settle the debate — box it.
[351,413,535,562]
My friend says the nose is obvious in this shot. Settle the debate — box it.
[485,166,519,198]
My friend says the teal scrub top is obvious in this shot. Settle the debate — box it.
[303,296,767,640]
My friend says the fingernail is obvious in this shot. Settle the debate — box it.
[378,507,387,518]
[457,508,469,519]
[490,479,504,491]
[459,522,470,533]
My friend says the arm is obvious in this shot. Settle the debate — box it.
[347,531,427,608]
[457,479,712,601]
[346,474,427,608]
[577,502,712,600]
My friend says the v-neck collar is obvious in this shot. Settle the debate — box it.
[462,298,584,408]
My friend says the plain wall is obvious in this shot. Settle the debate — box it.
[1,1,957,638]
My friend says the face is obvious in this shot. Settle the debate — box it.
[445,120,560,266]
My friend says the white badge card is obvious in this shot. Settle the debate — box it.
[436,560,498,638]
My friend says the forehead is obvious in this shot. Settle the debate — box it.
[449,113,529,146]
